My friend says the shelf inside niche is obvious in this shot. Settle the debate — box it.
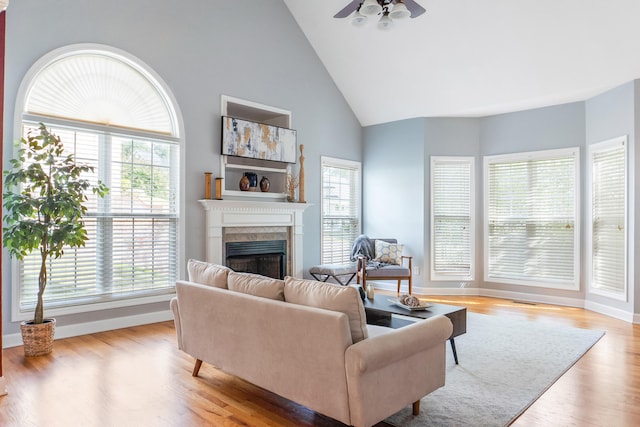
[224,156,289,173]
[220,95,293,200]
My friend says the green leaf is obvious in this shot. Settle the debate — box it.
[2,123,110,323]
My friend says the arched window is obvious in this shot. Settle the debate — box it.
[14,44,181,317]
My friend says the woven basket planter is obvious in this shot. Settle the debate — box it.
[20,318,56,357]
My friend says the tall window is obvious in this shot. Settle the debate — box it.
[588,137,627,300]
[484,148,579,289]
[430,157,475,281]
[321,157,361,264]
[14,45,181,319]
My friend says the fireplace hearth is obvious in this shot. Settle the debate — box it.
[226,240,286,279]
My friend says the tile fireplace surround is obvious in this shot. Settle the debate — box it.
[198,199,310,277]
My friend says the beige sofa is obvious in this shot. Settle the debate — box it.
[170,260,453,427]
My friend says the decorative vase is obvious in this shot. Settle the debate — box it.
[260,176,270,192]
[20,318,56,357]
[245,172,258,191]
[239,174,250,191]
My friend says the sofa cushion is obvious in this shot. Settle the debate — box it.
[284,276,368,343]
[373,240,403,265]
[228,271,285,301]
[187,259,231,288]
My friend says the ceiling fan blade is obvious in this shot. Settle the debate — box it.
[403,0,426,18]
[334,0,362,18]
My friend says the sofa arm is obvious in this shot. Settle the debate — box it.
[347,315,452,373]
[345,315,453,427]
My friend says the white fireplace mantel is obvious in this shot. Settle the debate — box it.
[199,199,310,277]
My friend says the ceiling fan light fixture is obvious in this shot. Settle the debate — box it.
[389,1,411,20]
[377,11,394,30]
[351,10,368,26]
[360,0,383,16]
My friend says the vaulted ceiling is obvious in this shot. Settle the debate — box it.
[283,0,640,126]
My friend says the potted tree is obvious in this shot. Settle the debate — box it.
[3,123,108,356]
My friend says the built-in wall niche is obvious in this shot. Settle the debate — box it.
[220,95,294,200]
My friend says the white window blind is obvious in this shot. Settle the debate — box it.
[431,157,474,281]
[321,157,361,264]
[588,137,627,299]
[484,148,579,289]
[15,47,180,317]
[18,123,179,311]
[25,51,176,134]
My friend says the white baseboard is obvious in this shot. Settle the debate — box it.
[479,288,585,308]
[419,286,482,296]
[584,300,636,323]
[369,281,637,323]
[371,282,481,296]
[2,310,174,349]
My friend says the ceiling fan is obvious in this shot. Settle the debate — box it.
[334,0,426,22]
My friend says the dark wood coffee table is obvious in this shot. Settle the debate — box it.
[364,297,467,364]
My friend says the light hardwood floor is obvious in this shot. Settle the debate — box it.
[1,295,639,427]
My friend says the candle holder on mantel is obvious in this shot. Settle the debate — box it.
[215,177,223,200]
[204,172,213,199]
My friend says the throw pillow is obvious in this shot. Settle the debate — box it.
[187,259,231,289]
[283,276,368,343]
[228,271,285,301]
[373,240,404,265]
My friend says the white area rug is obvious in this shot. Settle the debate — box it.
[385,312,604,427]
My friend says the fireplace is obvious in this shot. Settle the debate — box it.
[199,199,310,278]
[226,240,286,279]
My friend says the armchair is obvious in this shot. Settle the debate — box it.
[356,238,413,294]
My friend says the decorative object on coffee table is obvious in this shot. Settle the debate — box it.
[298,144,306,203]
[364,297,466,364]
[260,176,270,192]
[366,283,375,299]
[398,294,421,307]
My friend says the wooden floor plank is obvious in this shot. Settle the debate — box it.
[1,295,638,426]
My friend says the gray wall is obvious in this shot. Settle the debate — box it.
[362,118,425,288]
[2,0,362,336]
[363,91,639,318]
[585,81,636,314]
[480,102,586,300]
[424,118,481,288]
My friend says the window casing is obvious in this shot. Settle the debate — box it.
[12,45,181,320]
[430,156,475,281]
[321,157,361,264]
[587,137,627,300]
[484,148,580,289]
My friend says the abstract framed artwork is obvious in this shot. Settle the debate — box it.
[221,116,297,164]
